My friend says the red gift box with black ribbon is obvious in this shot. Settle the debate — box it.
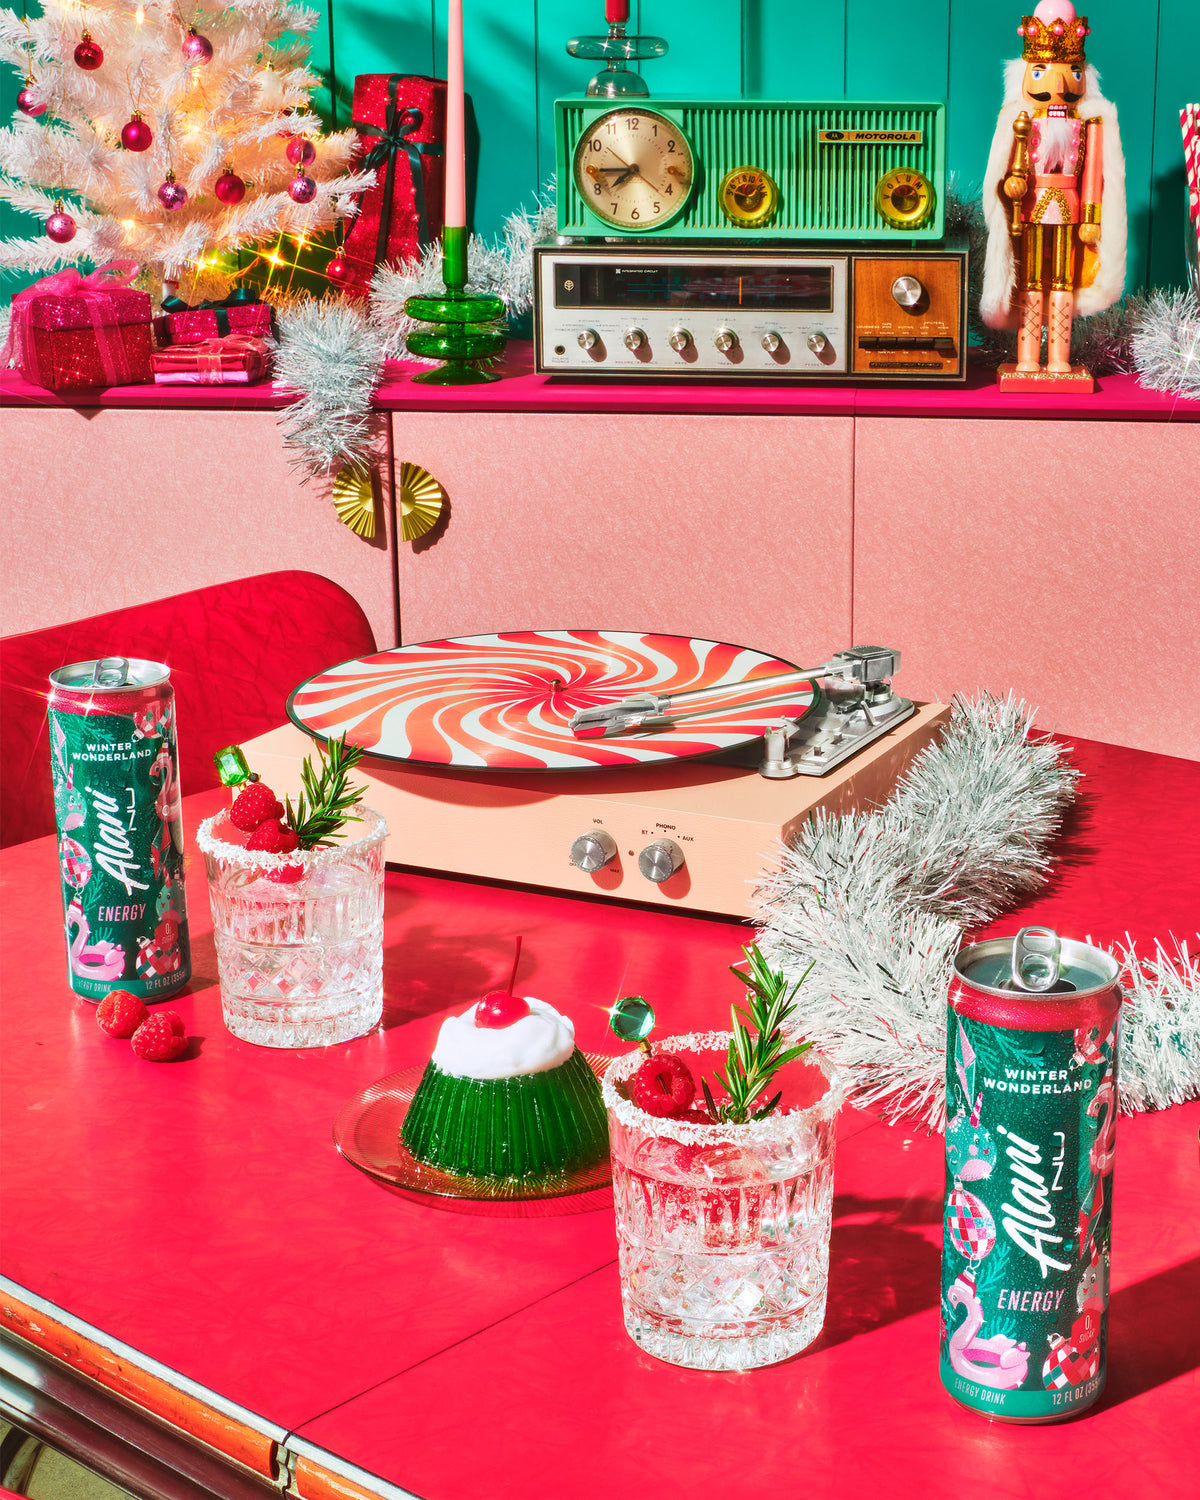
[153,290,273,346]
[2,261,152,390]
[337,73,447,297]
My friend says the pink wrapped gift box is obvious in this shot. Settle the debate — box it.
[151,334,273,385]
[4,262,152,390]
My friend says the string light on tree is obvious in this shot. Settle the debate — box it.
[0,0,372,283]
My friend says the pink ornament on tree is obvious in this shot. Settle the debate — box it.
[17,86,46,117]
[214,169,246,204]
[121,113,153,152]
[157,172,188,210]
[285,137,315,167]
[45,206,77,243]
[74,33,104,70]
[182,28,214,66]
[287,171,317,204]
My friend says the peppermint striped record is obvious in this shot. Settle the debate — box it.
[287,630,815,772]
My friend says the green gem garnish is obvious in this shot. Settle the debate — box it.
[608,995,655,1043]
[213,744,252,786]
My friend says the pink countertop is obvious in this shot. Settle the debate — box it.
[3,351,1198,420]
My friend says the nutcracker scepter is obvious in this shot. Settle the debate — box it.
[1007,111,1032,238]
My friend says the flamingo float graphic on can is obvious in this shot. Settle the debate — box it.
[48,658,191,1001]
[939,928,1121,1423]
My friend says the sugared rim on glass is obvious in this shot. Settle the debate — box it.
[196,804,387,870]
[601,1030,844,1145]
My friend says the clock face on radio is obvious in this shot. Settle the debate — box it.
[572,107,695,231]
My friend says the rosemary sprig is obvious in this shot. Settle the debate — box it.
[700,946,814,1124]
[285,733,366,848]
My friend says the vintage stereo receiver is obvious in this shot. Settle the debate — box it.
[534,242,968,380]
[554,98,946,241]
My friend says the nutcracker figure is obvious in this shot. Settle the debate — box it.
[981,1,1126,390]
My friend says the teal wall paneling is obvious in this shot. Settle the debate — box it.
[745,0,847,99]
[1148,0,1194,293]
[846,0,950,103]
[2,1,1197,297]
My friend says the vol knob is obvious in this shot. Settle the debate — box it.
[623,327,646,351]
[713,327,738,353]
[570,830,618,874]
[807,332,828,354]
[891,275,925,308]
[577,328,598,350]
[668,327,692,352]
[637,838,684,884]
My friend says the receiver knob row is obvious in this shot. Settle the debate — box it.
[569,831,685,884]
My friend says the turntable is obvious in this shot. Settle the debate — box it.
[242,630,949,918]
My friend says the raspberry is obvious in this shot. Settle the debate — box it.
[266,862,306,885]
[245,817,295,852]
[475,990,531,1029]
[629,1051,697,1117]
[96,990,149,1038]
[229,781,284,832]
[130,1011,187,1062]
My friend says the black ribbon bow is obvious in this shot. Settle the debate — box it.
[353,73,443,264]
[160,287,262,338]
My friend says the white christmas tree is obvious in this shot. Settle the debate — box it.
[0,0,372,287]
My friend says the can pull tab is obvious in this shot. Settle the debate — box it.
[1012,926,1061,992]
[92,657,130,687]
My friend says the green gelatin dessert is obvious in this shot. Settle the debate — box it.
[402,990,608,1180]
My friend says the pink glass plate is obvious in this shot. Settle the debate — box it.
[288,629,812,772]
[333,1055,615,1205]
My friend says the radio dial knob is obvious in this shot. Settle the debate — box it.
[761,331,782,353]
[570,830,618,874]
[713,327,738,353]
[668,327,692,352]
[807,332,828,355]
[577,328,598,350]
[637,838,685,884]
[623,327,646,352]
[891,275,925,308]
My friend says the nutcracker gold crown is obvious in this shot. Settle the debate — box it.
[1018,13,1090,66]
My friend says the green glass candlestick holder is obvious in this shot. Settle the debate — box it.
[405,226,506,385]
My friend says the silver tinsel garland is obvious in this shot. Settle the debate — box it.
[1128,288,1200,397]
[756,694,1199,1130]
[273,299,386,475]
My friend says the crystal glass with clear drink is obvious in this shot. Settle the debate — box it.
[602,1031,842,1370]
[197,807,386,1048]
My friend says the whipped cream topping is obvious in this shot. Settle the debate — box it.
[431,996,576,1080]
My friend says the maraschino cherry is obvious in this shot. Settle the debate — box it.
[475,989,530,1028]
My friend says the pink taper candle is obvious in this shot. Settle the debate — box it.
[445,0,466,229]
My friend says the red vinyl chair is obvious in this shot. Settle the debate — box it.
[0,571,377,847]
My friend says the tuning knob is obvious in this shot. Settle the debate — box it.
[623,327,646,351]
[807,332,828,355]
[761,330,782,353]
[713,327,738,353]
[891,275,925,308]
[668,327,692,352]
[577,328,598,350]
[570,830,618,873]
[637,838,684,884]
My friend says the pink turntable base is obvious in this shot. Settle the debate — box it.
[242,701,949,918]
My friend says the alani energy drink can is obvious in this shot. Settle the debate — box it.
[939,927,1121,1422]
[48,657,191,1001]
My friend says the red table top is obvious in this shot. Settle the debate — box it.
[1,735,1198,1499]
[3,353,1199,420]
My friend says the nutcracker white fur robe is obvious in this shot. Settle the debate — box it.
[980,59,1127,329]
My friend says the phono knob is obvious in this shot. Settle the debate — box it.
[637,838,684,884]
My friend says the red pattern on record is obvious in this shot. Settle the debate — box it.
[287,630,814,771]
